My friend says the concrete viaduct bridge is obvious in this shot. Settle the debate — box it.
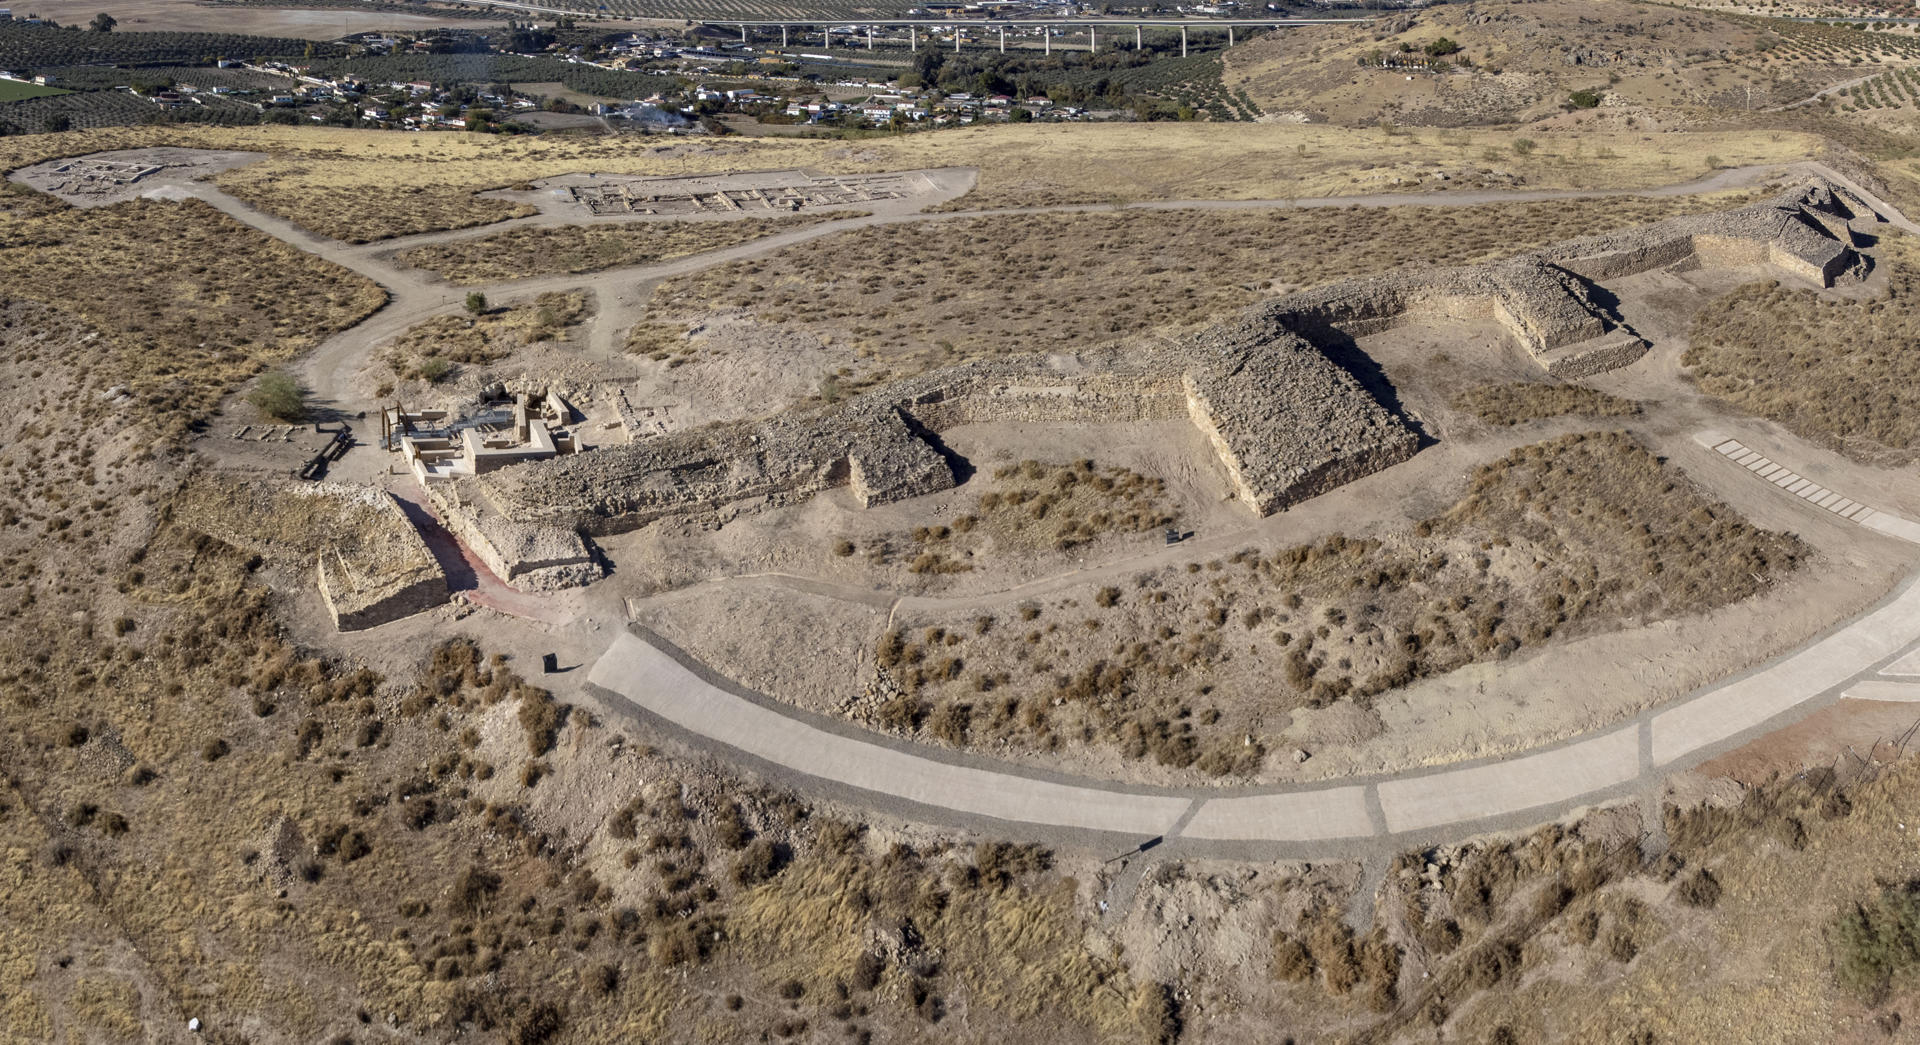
[705,16,1370,57]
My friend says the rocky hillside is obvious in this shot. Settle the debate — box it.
[1227,0,1920,125]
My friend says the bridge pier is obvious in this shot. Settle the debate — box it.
[868,26,873,49]
[1000,25,1005,52]
[1090,25,1096,52]
[780,24,787,47]
[954,28,960,51]
[1181,25,1187,57]
[911,26,917,51]
[1044,29,1050,55]
[1136,24,1142,49]
[1228,25,1234,46]
[825,27,832,48]
[739,23,746,43]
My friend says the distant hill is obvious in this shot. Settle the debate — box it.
[1225,0,1920,126]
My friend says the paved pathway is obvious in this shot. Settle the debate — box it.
[1696,430,1920,544]
[588,566,1920,853]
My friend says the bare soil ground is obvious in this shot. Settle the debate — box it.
[55,121,1800,241]
[643,431,1807,783]
[379,290,591,387]
[11,116,1920,1044]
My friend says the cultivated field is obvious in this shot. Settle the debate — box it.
[0,79,68,102]
[24,0,501,35]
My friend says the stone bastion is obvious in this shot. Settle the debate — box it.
[433,178,1878,589]
[1271,178,1874,378]
[177,474,448,630]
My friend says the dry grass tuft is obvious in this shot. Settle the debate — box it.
[0,192,384,440]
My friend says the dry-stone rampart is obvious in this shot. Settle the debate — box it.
[453,179,1874,583]
[477,316,1419,538]
[1266,179,1870,377]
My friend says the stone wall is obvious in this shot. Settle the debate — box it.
[317,545,448,632]
[1267,179,1867,375]
[446,178,1873,582]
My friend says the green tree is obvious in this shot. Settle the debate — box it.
[1568,88,1602,108]
[464,291,488,315]
[1423,37,1461,57]
[89,12,116,32]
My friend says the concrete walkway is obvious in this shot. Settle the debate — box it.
[588,570,1920,853]
[1697,430,1920,545]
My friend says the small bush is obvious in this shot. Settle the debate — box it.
[851,951,886,991]
[1272,934,1314,982]
[1677,867,1722,908]
[732,838,788,885]
[451,865,502,915]
[247,372,307,422]
[1833,881,1920,997]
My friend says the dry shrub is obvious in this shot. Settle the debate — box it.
[1129,982,1181,1044]
[888,432,1800,768]
[1452,382,1640,425]
[221,178,534,243]
[517,686,563,756]
[1833,879,1920,998]
[1676,867,1723,908]
[1686,246,1920,461]
[1272,933,1315,982]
